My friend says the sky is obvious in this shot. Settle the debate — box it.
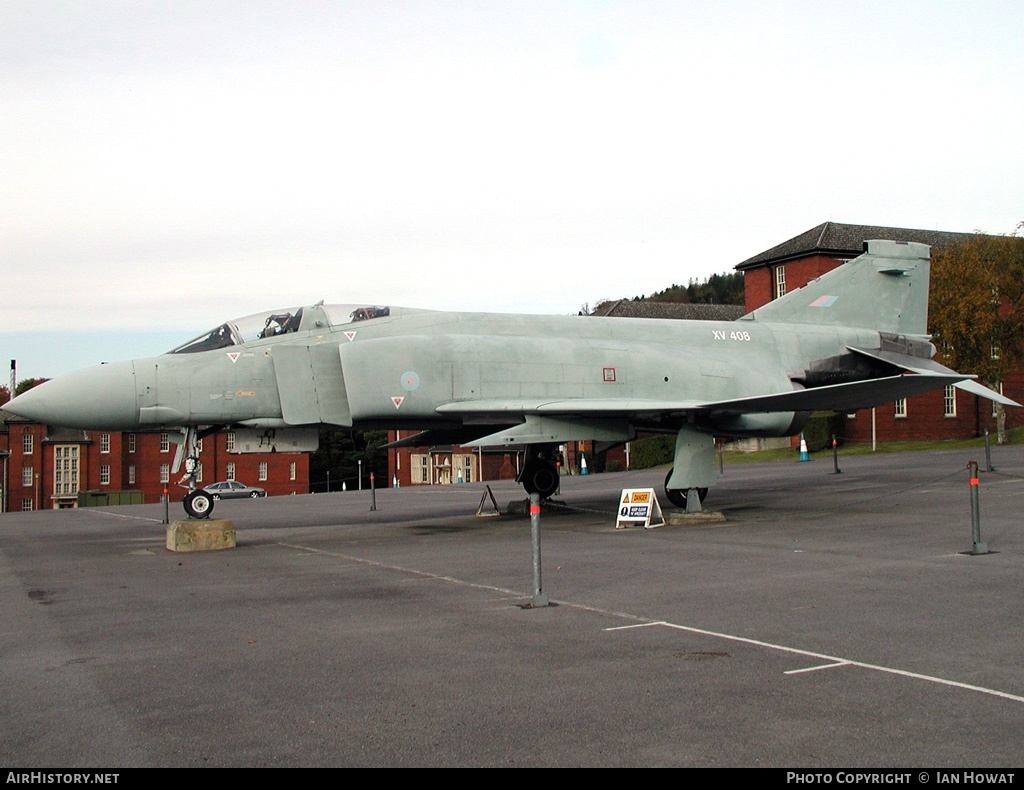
[3,0,1023,380]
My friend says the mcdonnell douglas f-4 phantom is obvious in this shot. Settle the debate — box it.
[8,240,1017,518]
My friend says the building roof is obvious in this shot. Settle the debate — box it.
[735,221,976,271]
[0,410,90,442]
[593,300,745,321]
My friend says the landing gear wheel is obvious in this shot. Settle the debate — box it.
[183,489,214,519]
[520,460,559,500]
[664,469,707,509]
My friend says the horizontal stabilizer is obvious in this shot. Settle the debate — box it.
[848,347,1021,407]
[952,378,1021,408]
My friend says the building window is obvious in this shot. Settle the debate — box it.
[160,464,170,484]
[22,466,33,487]
[258,462,268,481]
[773,265,786,299]
[100,433,110,453]
[128,465,136,485]
[289,461,296,481]
[944,385,957,418]
[53,446,79,496]
[412,453,429,484]
[100,465,110,485]
[226,462,236,481]
[22,433,33,454]
[226,432,235,452]
[22,498,33,512]
[894,399,907,418]
[128,433,136,453]
[160,433,170,453]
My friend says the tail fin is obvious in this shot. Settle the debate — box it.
[740,240,931,336]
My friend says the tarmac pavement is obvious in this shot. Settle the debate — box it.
[2,445,1023,767]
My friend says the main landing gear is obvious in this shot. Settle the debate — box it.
[663,427,717,512]
[663,469,708,509]
[517,446,561,500]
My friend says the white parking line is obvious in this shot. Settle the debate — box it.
[608,620,1024,704]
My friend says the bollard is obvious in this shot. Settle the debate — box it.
[967,461,988,555]
[984,429,994,472]
[162,486,169,525]
[369,472,377,512]
[530,493,548,607]
[832,435,841,474]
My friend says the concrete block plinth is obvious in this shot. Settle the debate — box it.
[166,519,236,552]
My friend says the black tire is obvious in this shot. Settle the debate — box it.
[663,469,708,509]
[184,489,214,519]
[520,460,559,499]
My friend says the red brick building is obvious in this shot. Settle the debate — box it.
[0,411,308,512]
[736,221,1024,442]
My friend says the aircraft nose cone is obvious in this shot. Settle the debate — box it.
[5,360,140,430]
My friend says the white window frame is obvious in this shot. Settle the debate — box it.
[226,462,236,481]
[894,398,907,418]
[289,461,296,481]
[160,433,170,453]
[160,464,170,484]
[22,432,34,454]
[258,462,268,482]
[774,265,786,299]
[53,445,79,496]
[22,466,33,487]
[226,432,235,452]
[944,385,957,418]
[128,433,136,453]
[128,465,136,485]
[100,433,110,454]
[99,465,110,485]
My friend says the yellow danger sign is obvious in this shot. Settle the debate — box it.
[616,488,665,529]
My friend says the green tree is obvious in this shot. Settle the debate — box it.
[929,227,1024,442]
[14,378,48,396]
[309,429,389,491]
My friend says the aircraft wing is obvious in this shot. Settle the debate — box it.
[436,370,975,446]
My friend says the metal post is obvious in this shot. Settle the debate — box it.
[326,470,330,493]
[832,435,841,474]
[717,440,724,475]
[530,492,548,607]
[358,460,363,491]
[984,429,994,472]
[162,485,169,524]
[369,472,376,511]
[967,461,988,555]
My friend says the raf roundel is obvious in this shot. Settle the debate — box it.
[400,371,421,392]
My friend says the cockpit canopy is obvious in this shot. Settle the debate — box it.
[169,304,391,354]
